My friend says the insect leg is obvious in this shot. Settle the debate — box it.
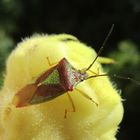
[89,68,100,76]
[64,92,76,118]
[75,88,98,106]
[88,69,97,75]
[97,67,100,75]
[46,57,57,66]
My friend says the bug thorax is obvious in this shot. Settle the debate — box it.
[77,70,88,82]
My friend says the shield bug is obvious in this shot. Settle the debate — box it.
[12,24,140,118]
[12,56,99,118]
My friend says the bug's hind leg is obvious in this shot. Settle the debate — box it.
[64,92,76,118]
[75,88,98,106]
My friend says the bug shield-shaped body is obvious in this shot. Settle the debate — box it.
[31,58,88,104]
[13,58,88,107]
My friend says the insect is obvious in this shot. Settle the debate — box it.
[12,24,140,118]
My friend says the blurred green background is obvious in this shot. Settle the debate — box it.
[0,0,140,139]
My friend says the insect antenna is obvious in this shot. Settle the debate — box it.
[86,24,114,71]
[84,24,140,86]
[86,74,140,85]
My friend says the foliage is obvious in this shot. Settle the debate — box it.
[106,41,140,140]
[0,31,14,88]
[107,41,140,109]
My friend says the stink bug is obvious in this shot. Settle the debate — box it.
[12,57,98,117]
[12,24,140,118]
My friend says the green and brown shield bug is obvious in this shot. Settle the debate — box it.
[12,24,140,118]
[12,56,99,118]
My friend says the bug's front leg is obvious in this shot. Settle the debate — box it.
[64,92,76,118]
[88,67,100,76]
[75,88,98,106]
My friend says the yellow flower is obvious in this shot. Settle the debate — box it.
[0,34,123,140]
